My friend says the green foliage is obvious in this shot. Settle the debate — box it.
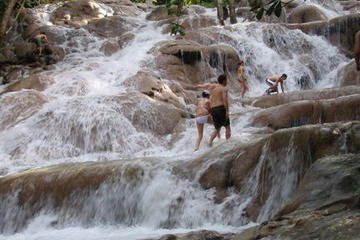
[250,0,284,20]
[169,21,185,36]
[200,0,216,8]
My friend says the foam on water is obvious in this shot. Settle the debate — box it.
[0,1,352,239]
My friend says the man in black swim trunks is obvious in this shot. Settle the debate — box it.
[196,74,231,146]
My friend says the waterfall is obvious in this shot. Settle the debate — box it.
[0,1,354,239]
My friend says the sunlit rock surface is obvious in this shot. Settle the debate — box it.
[242,86,360,108]
[1,74,55,94]
[250,94,360,129]
[287,5,328,24]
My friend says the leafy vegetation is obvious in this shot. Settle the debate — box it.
[169,21,185,36]
[249,0,299,20]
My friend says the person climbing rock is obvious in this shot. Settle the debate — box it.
[31,32,49,56]
[265,74,287,95]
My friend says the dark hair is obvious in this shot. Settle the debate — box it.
[238,61,244,65]
[218,74,227,84]
[281,74,287,78]
[202,90,210,98]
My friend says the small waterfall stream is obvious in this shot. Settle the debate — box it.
[0,0,353,239]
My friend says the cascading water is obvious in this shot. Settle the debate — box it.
[0,1,353,239]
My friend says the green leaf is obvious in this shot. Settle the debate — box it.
[266,2,276,16]
[256,7,264,20]
[274,1,282,17]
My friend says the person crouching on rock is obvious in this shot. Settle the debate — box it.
[196,74,231,147]
[265,74,287,95]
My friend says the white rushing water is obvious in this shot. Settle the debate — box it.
[0,1,351,239]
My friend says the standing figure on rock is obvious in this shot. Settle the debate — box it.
[236,61,248,98]
[194,90,213,151]
[265,74,287,95]
[196,74,231,147]
[354,31,360,71]
[31,32,49,56]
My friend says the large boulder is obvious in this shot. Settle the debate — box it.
[192,122,360,221]
[233,154,360,240]
[0,161,145,231]
[283,13,360,56]
[152,40,239,85]
[115,92,186,135]
[242,86,360,108]
[85,16,139,38]
[99,0,142,17]
[338,60,360,86]
[123,70,187,110]
[51,0,114,27]
[100,33,135,56]
[0,74,55,95]
[287,5,328,24]
[0,90,47,131]
[250,95,360,129]
[146,6,175,21]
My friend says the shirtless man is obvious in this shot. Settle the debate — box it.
[236,61,248,98]
[265,74,287,95]
[354,31,360,71]
[196,74,231,146]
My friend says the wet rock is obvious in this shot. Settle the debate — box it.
[123,70,186,110]
[234,154,360,240]
[101,39,120,56]
[287,5,328,24]
[0,74,55,95]
[250,95,360,129]
[194,122,360,221]
[0,161,145,231]
[242,86,360,108]
[99,0,142,17]
[0,47,17,64]
[85,16,139,37]
[100,33,135,56]
[115,92,185,135]
[338,60,360,86]
[161,15,218,34]
[2,68,25,85]
[152,40,238,85]
[118,33,135,49]
[283,13,360,56]
[51,0,114,27]
[146,6,176,21]
[0,90,47,130]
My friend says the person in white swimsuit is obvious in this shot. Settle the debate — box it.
[194,90,212,151]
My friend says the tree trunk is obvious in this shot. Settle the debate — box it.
[216,0,225,25]
[229,0,237,24]
[0,0,17,37]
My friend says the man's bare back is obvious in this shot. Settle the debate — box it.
[209,84,228,108]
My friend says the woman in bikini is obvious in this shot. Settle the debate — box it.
[236,61,248,98]
[194,90,217,151]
